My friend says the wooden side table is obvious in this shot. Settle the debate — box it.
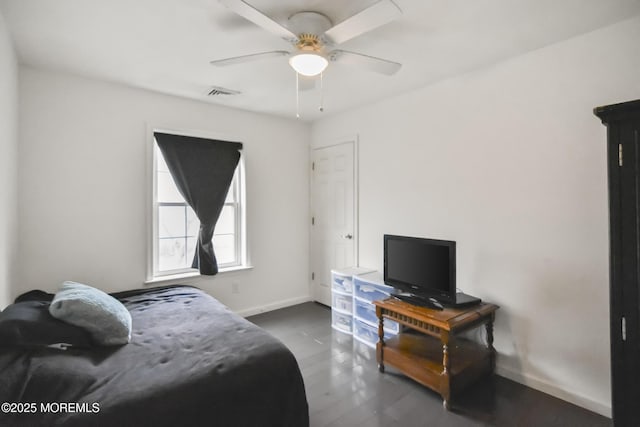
[374,298,499,409]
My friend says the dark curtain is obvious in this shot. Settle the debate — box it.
[154,132,242,275]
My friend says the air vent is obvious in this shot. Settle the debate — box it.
[207,86,241,96]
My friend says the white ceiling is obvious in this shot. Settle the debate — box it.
[2,0,640,121]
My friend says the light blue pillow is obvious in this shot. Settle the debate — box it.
[49,281,132,346]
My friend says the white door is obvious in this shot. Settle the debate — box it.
[311,142,355,306]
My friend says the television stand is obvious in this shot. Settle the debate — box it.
[374,298,499,409]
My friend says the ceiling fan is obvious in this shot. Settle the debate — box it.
[211,0,403,78]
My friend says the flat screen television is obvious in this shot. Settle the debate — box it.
[384,234,457,305]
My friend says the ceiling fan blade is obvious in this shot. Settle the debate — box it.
[219,0,298,41]
[322,0,402,45]
[329,50,401,76]
[210,50,289,67]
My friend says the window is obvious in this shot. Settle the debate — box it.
[151,135,245,278]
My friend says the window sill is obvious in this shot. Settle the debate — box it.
[145,265,253,286]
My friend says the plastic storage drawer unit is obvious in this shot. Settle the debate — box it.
[354,297,379,325]
[331,267,376,294]
[353,298,401,334]
[353,318,394,349]
[332,293,353,314]
[332,273,353,294]
[353,273,395,303]
[331,310,353,334]
[330,267,376,335]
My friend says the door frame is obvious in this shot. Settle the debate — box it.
[309,135,360,301]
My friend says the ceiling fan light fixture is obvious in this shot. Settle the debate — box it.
[289,51,328,77]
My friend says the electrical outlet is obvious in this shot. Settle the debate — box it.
[231,282,240,294]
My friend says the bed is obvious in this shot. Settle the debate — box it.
[0,285,309,426]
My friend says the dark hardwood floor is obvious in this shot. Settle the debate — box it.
[248,302,611,427]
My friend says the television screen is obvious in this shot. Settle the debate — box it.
[384,235,456,303]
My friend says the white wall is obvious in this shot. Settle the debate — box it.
[312,16,640,416]
[17,67,311,314]
[0,11,18,310]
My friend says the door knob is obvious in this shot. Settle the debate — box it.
[343,234,353,239]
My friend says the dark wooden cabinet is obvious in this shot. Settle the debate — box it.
[594,99,640,426]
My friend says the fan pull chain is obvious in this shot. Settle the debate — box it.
[296,72,300,119]
[319,72,324,113]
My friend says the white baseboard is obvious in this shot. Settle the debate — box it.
[496,364,611,418]
[235,295,312,318]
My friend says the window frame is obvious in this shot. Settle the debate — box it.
[147,127,247,281]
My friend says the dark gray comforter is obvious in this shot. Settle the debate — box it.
[0,285,309,426]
